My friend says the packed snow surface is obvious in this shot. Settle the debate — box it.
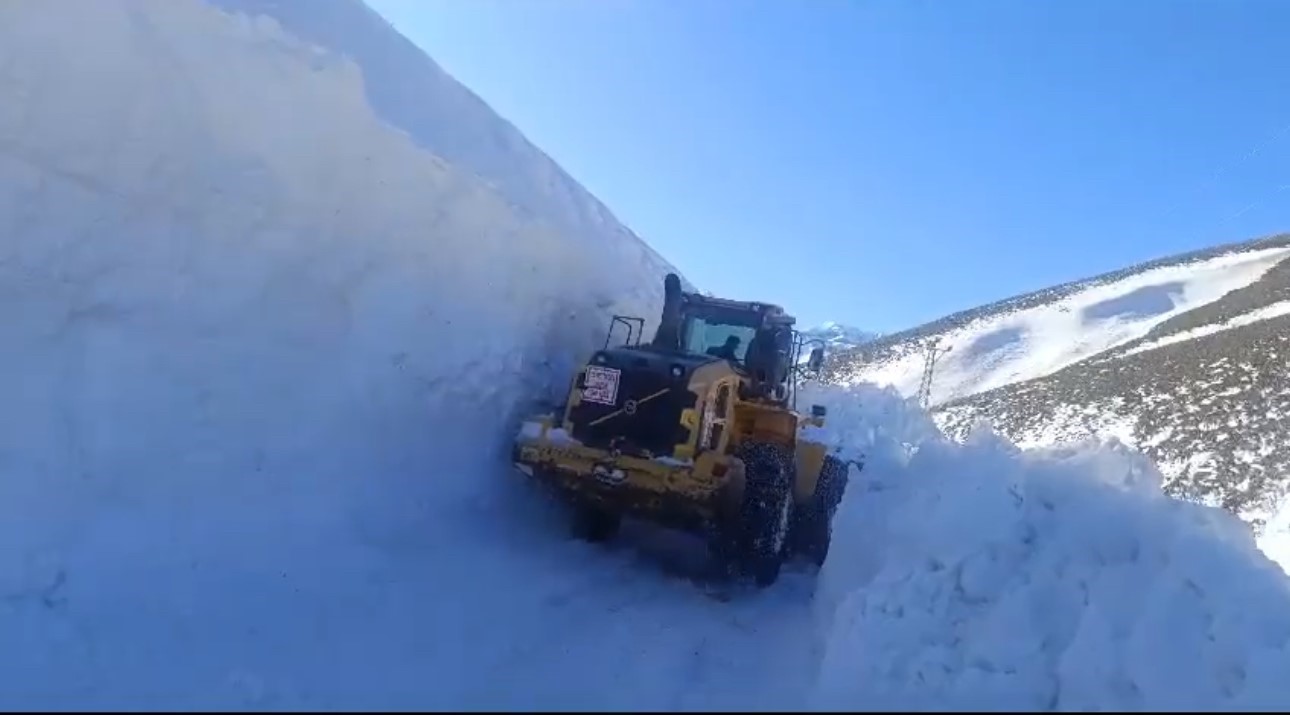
[6,0,1290,711]
[851,246,1290,404]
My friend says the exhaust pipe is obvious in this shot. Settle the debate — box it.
[651,272,684,349]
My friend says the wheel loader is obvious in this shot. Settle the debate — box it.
[511,273,854,586]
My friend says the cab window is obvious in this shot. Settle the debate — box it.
[683,317,757,362]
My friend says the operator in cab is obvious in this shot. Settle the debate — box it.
[707,335,742,362]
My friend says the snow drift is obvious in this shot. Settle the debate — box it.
[805,383,1290,711]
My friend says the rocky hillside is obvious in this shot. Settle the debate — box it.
[827,232,1290,529]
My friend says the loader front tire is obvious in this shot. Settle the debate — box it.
[734,442,795,587]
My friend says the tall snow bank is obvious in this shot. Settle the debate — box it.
[202,0,681,294]
[0,0,679,707]
[804,382,1290,711]
[0,0,667,533]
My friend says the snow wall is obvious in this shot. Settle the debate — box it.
[7,0,1290,711]
[0,0,680,707]
[0,0,671,558]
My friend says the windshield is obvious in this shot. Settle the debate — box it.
[683,317,757,362]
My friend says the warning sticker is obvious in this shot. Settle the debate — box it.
[582,366,621,406]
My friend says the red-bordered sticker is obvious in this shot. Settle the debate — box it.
[582,366,621,405]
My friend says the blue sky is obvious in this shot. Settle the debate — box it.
[367,0,1290,333]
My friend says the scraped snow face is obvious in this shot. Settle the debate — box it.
[855,246,1290,403]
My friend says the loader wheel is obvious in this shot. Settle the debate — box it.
[571,503,621,543]
[793,454,849,567]
[733,442,795,587]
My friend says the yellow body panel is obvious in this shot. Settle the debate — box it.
[731,401,797,445]
[793,439,827,503]
[514,417,737,526]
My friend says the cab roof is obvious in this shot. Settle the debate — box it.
[683,291,795,327]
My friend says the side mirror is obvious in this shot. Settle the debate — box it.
[807,346,825,372]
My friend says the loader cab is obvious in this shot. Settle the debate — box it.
[590,273,828,423]
[676,295,798,404]
[672,295,830,410]
[679,304,762,365]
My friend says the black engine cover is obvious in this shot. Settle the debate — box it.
[569,347,710,458]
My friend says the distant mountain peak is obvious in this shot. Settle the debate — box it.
[803,321,878,350]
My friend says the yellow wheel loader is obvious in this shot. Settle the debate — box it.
[511,273,855,586]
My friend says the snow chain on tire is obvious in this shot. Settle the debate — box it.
[729,441,796,587]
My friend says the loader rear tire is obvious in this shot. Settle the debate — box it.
[792,454,849,566]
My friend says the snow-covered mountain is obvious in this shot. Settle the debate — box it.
[802,321,878,354]
[7,0,1290,710]
[827,233,1290,533]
